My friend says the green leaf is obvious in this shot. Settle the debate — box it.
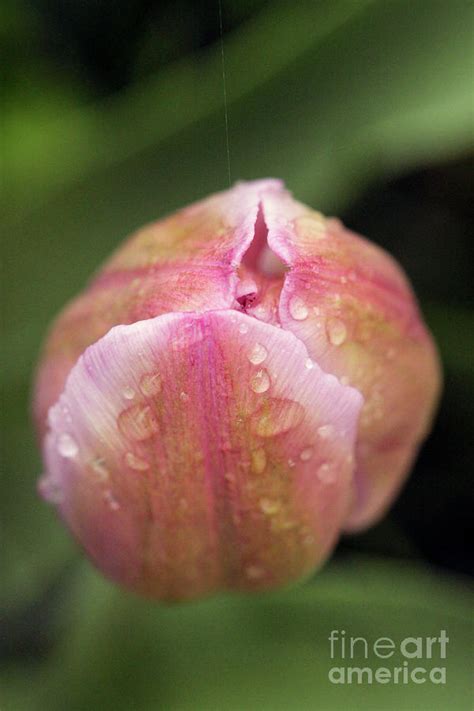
[3,0,473,217]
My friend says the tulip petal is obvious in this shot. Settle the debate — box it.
[261,189,441,530]
[34,179,284,434]
[40,310,362,600]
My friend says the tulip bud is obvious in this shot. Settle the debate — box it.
[34,179,440,600]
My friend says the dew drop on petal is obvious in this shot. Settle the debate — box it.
[317,424,334,439]
[253,305,270,322]
[326,317,347,346]
[317,462,335,483]
[300,447,313,461]
[125,451,150,471]
[122,385,135,400]
[259,498,281,515]
[238,322,249,334]
[139,372,162,397]
[289,296,309,321]
[61,405,72,424]
[251,399,305,437]
[38,475,63,504]
[57,433,78,458]
[103,490,120,510]
[180,391,189,402]
[91,457,109,481]
[287,458,295,468]
[305,358,315,370]
[248,343,268,365]
[118,404,159,441]
[251,447,267,474]
[250,369,271,393]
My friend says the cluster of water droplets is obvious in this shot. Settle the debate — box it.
[286,292,349,351]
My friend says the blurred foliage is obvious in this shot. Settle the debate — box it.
[2,557,473,711]
[1,0,473,709]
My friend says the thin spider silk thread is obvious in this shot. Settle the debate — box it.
[218,0,231,186]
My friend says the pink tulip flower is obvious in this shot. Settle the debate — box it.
[34,179,441,600]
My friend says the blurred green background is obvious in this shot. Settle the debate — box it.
[1,1,473,709]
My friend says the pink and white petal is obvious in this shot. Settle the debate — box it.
[261,191,441,531]
[41,310,362,600]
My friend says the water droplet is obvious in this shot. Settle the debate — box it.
[248,343,268,365]
[300,447,313,461]
[57,433,78,458]
[91,457,109,481]
[305,358,315,370]
[289,296,308,320]
[317,462,335,483]
[326,317,347,346]
[251,448,267,474]
[103,490,120,510]
[38,475,63,504]
[259,498,281,515]
[61,404,72,424]
[170,327,204,351]
[245,564,265,580]
[118,404,159,441]
[251,399,304,437]
[317,424,334,439]
[250,369,270,393]
[238,322,249,334]
[287,458,295,468]
[139,372,162,397]
[273,519,297,532]
[254,304,271,322]
[125,452,150,471]
[122,385,135,400]
[180,391,189,402]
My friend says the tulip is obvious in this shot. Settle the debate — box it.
[34,179,440,600]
